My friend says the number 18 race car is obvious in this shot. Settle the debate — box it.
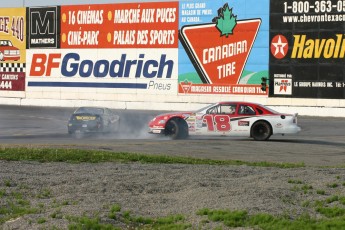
[148,102,301,141]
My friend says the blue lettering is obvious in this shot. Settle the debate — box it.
[79,60,93,78]
[158,54,173,78]
[124,59,137,78]
[60,53,174,78]
[61,53,80,77]
[135,54,145,77]
[94,60,109,78]
[143,60,158,78]
[109,54,126,77]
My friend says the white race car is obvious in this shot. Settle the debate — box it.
[148,101,301,141]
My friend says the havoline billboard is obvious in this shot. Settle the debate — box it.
[270,0,345,99]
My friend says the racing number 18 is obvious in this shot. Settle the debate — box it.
[203,115,231,132]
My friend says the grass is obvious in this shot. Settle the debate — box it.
[327,183,339,188]
[1,147,344,229]
[317,190,326,195]
[196,208,345,229]
[0,188,38,224]
[0,147,305,168]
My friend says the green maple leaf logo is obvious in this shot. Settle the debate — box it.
[215,3,237,37]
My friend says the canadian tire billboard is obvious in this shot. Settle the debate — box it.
[178,0,269,96]
[270,0,345,99]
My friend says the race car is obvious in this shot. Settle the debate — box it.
[148,102,301,141]
[0,40,20,61]
[68,107,120,135]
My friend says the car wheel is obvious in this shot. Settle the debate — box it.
[165,119,188,140]
[251,121,272,141]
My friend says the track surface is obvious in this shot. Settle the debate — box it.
[0,105,344,166]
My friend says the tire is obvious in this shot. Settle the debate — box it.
[251,121,272,141]
[165,119,188,140]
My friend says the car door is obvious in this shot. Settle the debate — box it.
[201,103,237,135]
[232,104,257,135]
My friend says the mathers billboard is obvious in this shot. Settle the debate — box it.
[270,0,345,99]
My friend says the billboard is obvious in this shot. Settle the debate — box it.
[270,0,345,99]
[178,0,269,95]
[26,6,60,49]
[0,8,26,91]
[26,2,179,95]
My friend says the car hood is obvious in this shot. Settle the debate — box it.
[2,46,19,50]
[153,111,194,119]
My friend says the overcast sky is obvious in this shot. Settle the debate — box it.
[0,0,174,7]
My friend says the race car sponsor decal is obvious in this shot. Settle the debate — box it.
[0,8,26,92]
[275,123,283,128]
[178,0,269,96]
[238,120,250,126]
[76,115,96,120]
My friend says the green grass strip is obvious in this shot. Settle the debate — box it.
[0,147,304,168]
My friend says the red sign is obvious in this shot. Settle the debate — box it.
[61,2,178,49]
[0,72,25,91]
[178,82,267,95]
[180,19,261,85]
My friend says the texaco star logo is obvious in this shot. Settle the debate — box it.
[271,34,288,59]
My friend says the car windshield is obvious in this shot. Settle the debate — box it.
[195,103,218,113]
[75,107,104,115]
[0,40,12,46]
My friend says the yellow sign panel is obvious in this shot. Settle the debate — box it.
[76,116,97,121]
[0,8,26,63]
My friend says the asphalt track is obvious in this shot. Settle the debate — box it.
[0,105,344,167]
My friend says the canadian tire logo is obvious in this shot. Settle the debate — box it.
[179,3,261,84]
[180,80,192,93]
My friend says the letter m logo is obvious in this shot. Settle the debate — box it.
[31,11,55,35]
[26,6,61,49]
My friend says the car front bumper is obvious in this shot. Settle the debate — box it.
[68,122,102,133]
[148,128,165,134]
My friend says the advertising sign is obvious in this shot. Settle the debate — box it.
[270,0,345,99]
[0,8,26,91]
[26,6,60,49]
[178,0,269,95]
[60,2,177,49]
[26,2,179,94]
